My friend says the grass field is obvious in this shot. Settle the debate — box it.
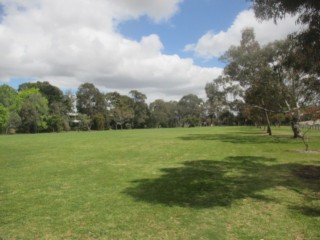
[1,126,320,239]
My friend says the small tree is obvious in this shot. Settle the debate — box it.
[0,105,8,133]
[18,88,49,133]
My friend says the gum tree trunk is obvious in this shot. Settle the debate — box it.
[291,116,302,138]
[264,110,272,136]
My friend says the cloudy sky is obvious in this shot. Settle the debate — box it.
[0,0,300,102]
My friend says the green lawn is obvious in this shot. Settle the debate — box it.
[1,127,319,239]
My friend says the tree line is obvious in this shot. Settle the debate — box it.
[1,0,320,134]
[0,80,243,134]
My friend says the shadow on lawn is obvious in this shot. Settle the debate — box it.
[123,156,320,216]
[178,134,295,144]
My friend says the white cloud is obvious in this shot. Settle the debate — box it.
[112,0,183,23]
[185,10,301,59]
[0,0,221,102]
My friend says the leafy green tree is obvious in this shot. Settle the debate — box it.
[178,94,203,127]
[18,88,49,133]
[106,92,134,130]
[220,28,318,137]
[149,100,179,128]
[129,90,149,128]
[251,0,320,74]
[219,110,236,126]
[0,105,8,132]
[149,100,168,128]
[19,81,63,105]
[0,85,20,133]
[77,113,92,131]
[0,85,19,111]
[18,82,72,132]
[77,83,106,118]
[6,112,22,133]
[166,101,179,127]
[47,101,70,132]
[263,38,320,137]
[222,28,287,135]
[93,112,105,130]
[205,77,228,125]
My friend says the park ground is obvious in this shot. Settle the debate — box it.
[0,126,319,239]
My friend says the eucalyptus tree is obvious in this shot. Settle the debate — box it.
[178,94,203,127]
[149,100,178,128]
[129,90,149,128]
[251,0,320,74]
[76,83,106,130]
[250,0,320,140]
[263,38,320,137]
[205,76,228,125]
[221,27,319,137]
[105,92,134,130]
[221,28,291,135]
[149,99,169,128]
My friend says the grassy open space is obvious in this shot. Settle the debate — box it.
[1,126,320,239]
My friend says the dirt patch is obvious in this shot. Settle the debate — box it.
[290,149,320,154]
[294,166,320,180]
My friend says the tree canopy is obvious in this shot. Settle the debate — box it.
[251,0,320,74]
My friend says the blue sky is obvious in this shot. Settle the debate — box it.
[118,0,250,66]
[0,0,298,101]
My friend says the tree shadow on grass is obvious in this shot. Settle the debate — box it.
[178,134,295,144]
[123,156,320,216]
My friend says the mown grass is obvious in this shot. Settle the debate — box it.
[0,126,319,239]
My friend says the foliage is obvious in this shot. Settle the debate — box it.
[217,27,319,137]
[301,106,320,121]
[0,105,9,131]
[19,81,63,105]
[18,88,49,133]
[205,76,229,125]
[77,113,92,131]
[221,28,282,134]
[76,82,106,120]
[149,100,178,128]
[178,94,203,127]
[129,90,149,128]
[93,112,106,130]
[251,0,320,74]
[0,85,22,133]
[0,85,19,111]
[6,111,22,133]
[106,92,134,130]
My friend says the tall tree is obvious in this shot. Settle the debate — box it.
[149,100,178,128]
[251,0,320,74]
[18,81,63,106]
[0,85,19,111]
[76,83,106,129]
[0,85,21,133]
[205,76,228,125]
[18,88,49,133]
[129,90,149,128]
[0,105,8,132]
[221,28,288,135]
[18,82,72,132]
[105,92,134,130]
[178,94,203,127]
[264,38,320,137]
